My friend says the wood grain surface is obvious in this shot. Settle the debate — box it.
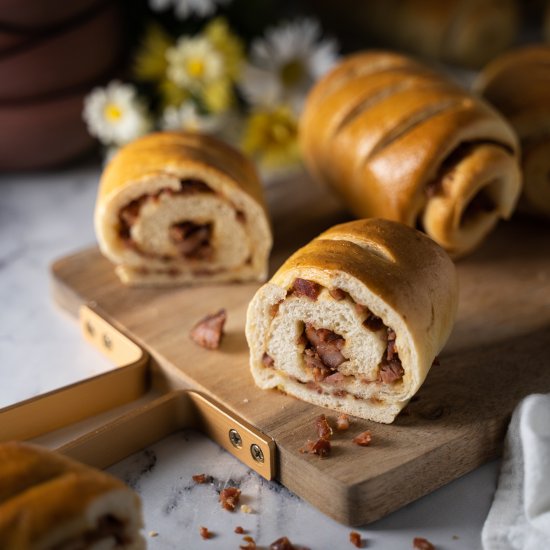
[51,171,550,526]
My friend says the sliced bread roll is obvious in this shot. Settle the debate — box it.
[95,131,272,286]
[300,51,522,258]
[0,441,144,549]
[245,219,458,424]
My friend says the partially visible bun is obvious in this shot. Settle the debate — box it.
[0,441,144,549]
[475,44,550,217]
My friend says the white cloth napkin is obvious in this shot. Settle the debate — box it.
[482,393,550,550]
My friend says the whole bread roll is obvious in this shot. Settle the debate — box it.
[300,51,522,258]
[95,131,272,286]
[475,45,550,218]
[0,441,144,549]
[245,219,458,424]
[358,0,519,69]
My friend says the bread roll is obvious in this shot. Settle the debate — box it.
[475,45,550,217]
[245,219,458,424]
[0,441,144,549]
[300,51,522,258]
[95,131,272,286]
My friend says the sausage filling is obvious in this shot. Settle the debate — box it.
[118,178,245,262]
[264,278,404,395]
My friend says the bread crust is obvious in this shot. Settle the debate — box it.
[245,218,458,424]
[0,441,144,549]
[95,131,272,285]
[475,45,550,217]
[300,51,521,258]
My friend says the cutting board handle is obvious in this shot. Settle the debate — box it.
[0,304,276,480]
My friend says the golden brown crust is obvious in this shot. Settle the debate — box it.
[0,442,143,549]
[475,45,550,217]
[300,51,521,257]
[246,219,458,424]
[95,131,272,285]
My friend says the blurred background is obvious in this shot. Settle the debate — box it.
[0,0,548,173]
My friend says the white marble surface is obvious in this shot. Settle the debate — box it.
[0,164,498,549]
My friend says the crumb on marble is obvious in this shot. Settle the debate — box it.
[240,504,253,514]
[349,531,363,547]
[148,531,158,538]
[220,486,241,511]
[413,537,435,550]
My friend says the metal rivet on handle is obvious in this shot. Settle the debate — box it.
[85,321,95,336]
[250,444,264,463]
[229,429,242,448]
[102,334,112,349]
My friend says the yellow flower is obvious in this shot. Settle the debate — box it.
[164,18,244,114]
[159,78,190,108]
[133,24,173,82]
[203,78,233,113]
[242,106,300,168]
[204,18,244,82]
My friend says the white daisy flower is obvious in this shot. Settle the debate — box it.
[166,36,224,93]
[240,18,338,112]
[161,101,221,133]
[83,81,151,146]
[149,0,230,20]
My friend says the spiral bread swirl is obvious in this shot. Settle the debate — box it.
[95,131,272,286]
[246,219,458,424]
[475,45,550,218]
[0,441,144,549]
[300,51,522,257]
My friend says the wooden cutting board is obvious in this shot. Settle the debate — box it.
[51,173,550,526]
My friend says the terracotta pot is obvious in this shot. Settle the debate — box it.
[0,89,95,171]
[0,2,124,102]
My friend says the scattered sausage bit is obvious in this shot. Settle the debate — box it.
[219,486,241,511]
[316,414,333,439]
[240,535,257,549]
[413,537,435,550]
[352,431,372,447]
[291,278,322,300]
[192,473,212,484]
[262,353,275,368]
[190,309,227,350]
[234,526,246,534]
[270,536,296,550]
[299,437,332,458]
[336,413,350,431]
[349,531,363,548]
[240,504,253,514]
[329,287,347,300]
[199,526,212,540]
